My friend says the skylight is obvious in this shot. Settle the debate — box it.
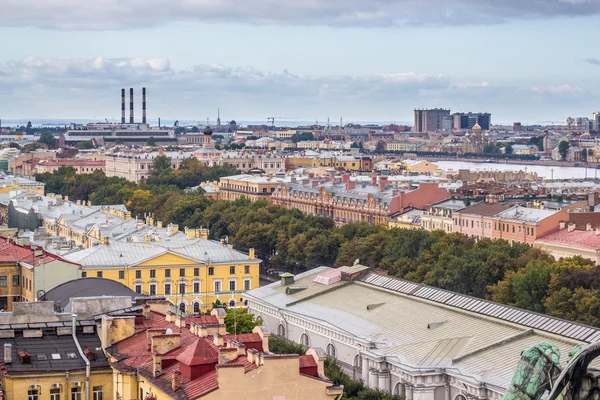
[51,353,61,360]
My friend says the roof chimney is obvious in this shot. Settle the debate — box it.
[142,87,147,124]
[121,88,126,124]
[129,88,134,124]
[3,343,12,364]
[171,370,182,391]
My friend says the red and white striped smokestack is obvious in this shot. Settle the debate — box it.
[142,87,147,124]
[121,88,126,124]
[129,88,134,124]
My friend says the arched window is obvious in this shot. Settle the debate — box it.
[277,324,285,337]
[326,343,336,358]
[394,382,406,396]
[300,333,310,347]
[244,300,248,306]
[229,299,236,307]
[353,354,362,368]
[255,315,263,325]
[193,302,200,313]
[178,302,186,313]
[455,395,467,400]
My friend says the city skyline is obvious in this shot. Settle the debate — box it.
[1,0,600,123]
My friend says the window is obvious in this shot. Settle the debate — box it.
[179,268,186,277]
[244,266,250,274]
[28,389,39,400]
[149,283,156,296]
[326,343,336,358]
[179,302,186,313]
[165,269,171,278]
[0,276,7,287]
[230,266,236,275]
[229,299,236,307]
[118,270,124,280]
[277,324,285,337]
[135,284,142,294]
[194,268,199,276]
[300,333,310,347]
[71,388,82,400]
[512,226,515,233]
[179,282,186,294]
[93,386,103,400]
[81,272,87,278]
[214,280,221,293]
[135,270,141,279]
[194,281,200,293]
[12,275,19,287]
[208,267,214,276]
[50,388,60,400]
[229,280,236,291]
[244,279,251,291]
[150,269,156,278]
[96,271,103,278]
[164,283,171,295]
[193,302,200,313]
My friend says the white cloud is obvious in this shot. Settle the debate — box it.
[0,56,597,122]
[0,0,599,30]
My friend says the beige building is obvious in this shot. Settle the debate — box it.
[104,150,195,183]
[8,151,57,176]
[421,199,472,232]
[34,159,105,174]
[219,174,289,202]
[402,160,438,174]
[106,303,342,400]
[535,223,600,264]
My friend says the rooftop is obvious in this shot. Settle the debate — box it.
[495,206,562,223]
[536,228,600,249]
[455,202,514,217]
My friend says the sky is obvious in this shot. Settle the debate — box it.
[1,0,600,124]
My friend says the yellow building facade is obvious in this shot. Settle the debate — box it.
[66,238,260,314]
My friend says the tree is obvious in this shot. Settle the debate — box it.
[375,140,386,153]
[147,136,156,146]
[224,308,257,334]
[76,141,94,150]
[559,140,570,160]
[291,131,315,143]
[504,144,513,155]
[150,155,172,176]
[38,132,56,148]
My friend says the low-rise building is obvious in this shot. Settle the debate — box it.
[402,160,438,174]
[107,304,342,400]
[535,223,600,264]
[218,174,290,202]
[453,202,514,240]
[492,206,568,245]
[0,307,113,400]
[247,266,600,398]
[272,175,449,226]
[421,198,473,232]
[8,151,57,176]
[388,208,422,230]
[105,150,195,183]
[0,236,82,308]
[62,232,260,314]
[34,159,106,174]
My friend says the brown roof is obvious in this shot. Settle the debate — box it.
[455,202,514,217]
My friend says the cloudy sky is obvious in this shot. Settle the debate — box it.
[1,0,599,124]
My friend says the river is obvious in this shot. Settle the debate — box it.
[434,161,600,180]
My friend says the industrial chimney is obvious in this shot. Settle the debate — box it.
[129,88,134,124]
[121,88,126,124]
[142,87,147,124]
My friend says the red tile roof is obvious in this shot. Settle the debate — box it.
[186,315,219,325]
[299,355,317,368]
[0,237,78,267]
[176,338,218,366]
[537,228,600,250]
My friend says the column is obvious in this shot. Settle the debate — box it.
[406,384,414,400]
[369,369,379,389]
[361,359,369,384]
[378,370,390,393]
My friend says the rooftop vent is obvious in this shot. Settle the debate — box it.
[427,321,447,330]
[366,303,385,310]
[280,273,295,286]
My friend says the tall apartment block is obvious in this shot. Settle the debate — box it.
[452,112,492,131]
[413,109,451,133]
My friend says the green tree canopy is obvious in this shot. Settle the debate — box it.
[559,140,570,160]
[38,132,56,148]
[375,140,386,153]
[147,136,156,146]
[224,308,257,334]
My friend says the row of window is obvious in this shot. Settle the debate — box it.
[455,218,537,236]
[0,274,30,291]
[83,265,252,279]
[179,298,248,314]
[28,386,102,400]
[132,278,252,295]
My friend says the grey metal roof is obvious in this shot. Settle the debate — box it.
[0,329,108,373]
[62,238,257,267]
[360,272,600,343]
[43,277,142,307]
